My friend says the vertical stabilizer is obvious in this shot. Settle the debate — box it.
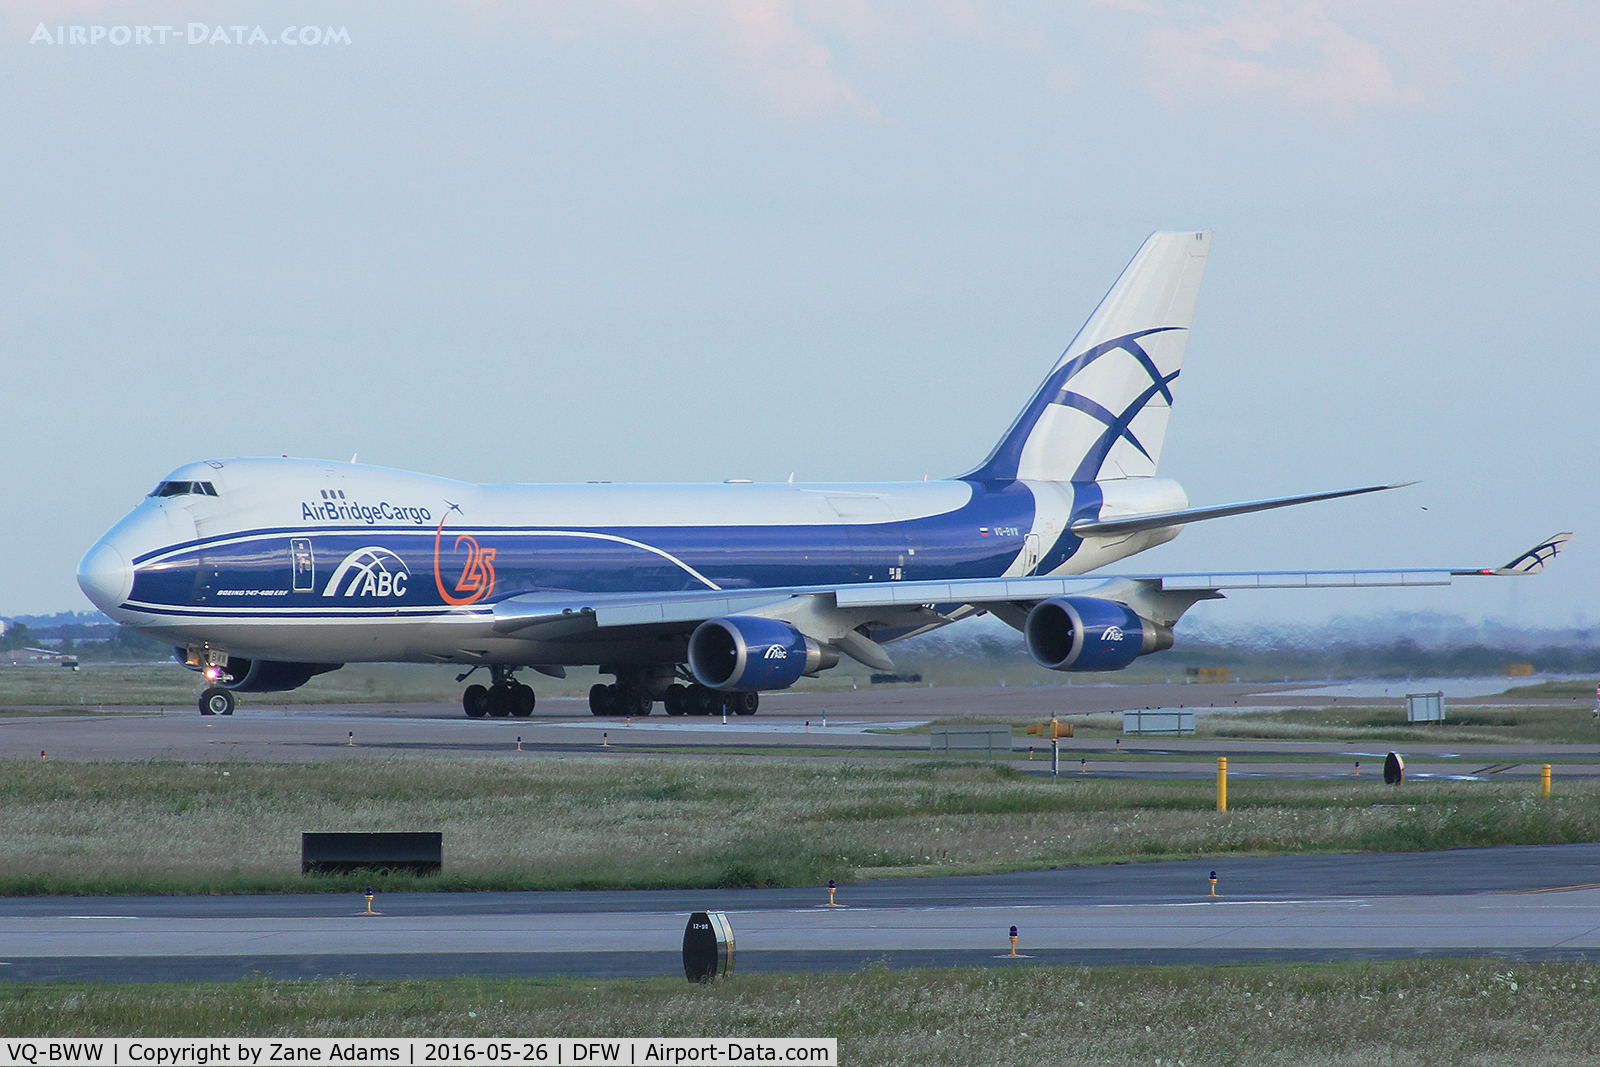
[967,231,1210,483]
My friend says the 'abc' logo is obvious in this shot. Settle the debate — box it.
[322,547,409,598]
[762,646,789,660]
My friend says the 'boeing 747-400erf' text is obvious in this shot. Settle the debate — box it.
[77,232,1571,717]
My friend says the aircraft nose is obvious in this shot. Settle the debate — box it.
[77,540,132,612]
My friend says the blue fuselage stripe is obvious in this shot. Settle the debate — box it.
[126,479,1056,617]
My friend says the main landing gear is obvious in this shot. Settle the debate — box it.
[460,665,536,719]
[586,667,760,717]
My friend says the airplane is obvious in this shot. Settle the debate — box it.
[75,231,1571,717]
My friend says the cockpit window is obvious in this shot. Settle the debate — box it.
[149,481,219,498]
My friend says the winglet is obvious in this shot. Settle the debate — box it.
[1454,532,1573,576]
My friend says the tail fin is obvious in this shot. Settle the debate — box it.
[966,231,1211,483]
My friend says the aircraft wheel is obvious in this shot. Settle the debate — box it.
[462,684,490,718]
[621,685,651,716]
[663,684,688,716]
[589,683,614,716]
[199,687,235,716]
[512,683,535,717]
[688,684,716,716]
[733,691,759,715]
[487,686,514,717]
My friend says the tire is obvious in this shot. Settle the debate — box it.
[199,687,235,716]
[663,684,688,716]
[589,683,614,716]
[734,690,759,715]
[688,684,716,716]
[463,684,490,718]
[487,686,513,717]
[615,685,650,717]
[512,683,535,717]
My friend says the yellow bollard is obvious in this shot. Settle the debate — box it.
[1009,925,1019,956]
[1217,757,1227,812]
[1542,764,1552,797]
[827,879,839,907]
[1209,870,1218,897]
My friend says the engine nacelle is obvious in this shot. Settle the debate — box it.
[176,649,342,692]
[1023,597,1173,673]
[688,616,840,691]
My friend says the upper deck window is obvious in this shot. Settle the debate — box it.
[149,481,218,498]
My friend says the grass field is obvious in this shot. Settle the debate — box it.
[0,757,1595,895]
[1118,704,1600,745]
[0,663,485,709]
[2,960,1598,1065]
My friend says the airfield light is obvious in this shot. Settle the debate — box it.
[827,879,839,907]
[1209,871,1218,897]
[1009,925,1019,956]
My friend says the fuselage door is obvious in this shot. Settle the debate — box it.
[827,495,912,582]
[291,538,315,593]
[1024,533,1041,574]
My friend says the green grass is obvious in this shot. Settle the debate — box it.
[2,961,1599,1065]
[1504,678,1600,699]
[1199,704,1600,744]
[0,757,1596,895]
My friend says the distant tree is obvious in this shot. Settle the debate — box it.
[3,622,31,650]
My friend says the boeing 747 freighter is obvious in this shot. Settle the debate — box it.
[77,232,1570,716]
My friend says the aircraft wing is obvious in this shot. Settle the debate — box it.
[492,531,1572,641]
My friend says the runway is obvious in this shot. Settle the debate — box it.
[1,684,1595,783]
[5,845,1599,982]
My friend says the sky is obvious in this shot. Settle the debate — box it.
[2,0,1596,634]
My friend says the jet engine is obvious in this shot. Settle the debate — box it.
[1023,597,1173,673]
[687,616,840,691]
[176,649,343,692]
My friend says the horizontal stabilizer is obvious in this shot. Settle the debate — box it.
[1070,483,1411,537]
[1453,532,1573,577]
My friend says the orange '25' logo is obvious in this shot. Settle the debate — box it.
[432,514,496,606]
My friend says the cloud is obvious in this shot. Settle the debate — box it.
[1095,0,1600,113]
[710,0,868,115]
[1138,1,1420,111]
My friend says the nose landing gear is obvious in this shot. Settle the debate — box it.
[198,687,236,716]
[459,665,536,719]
